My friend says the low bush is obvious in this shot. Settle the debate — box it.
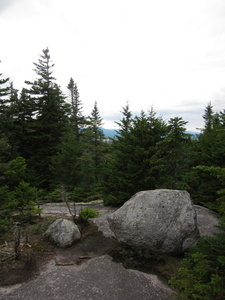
[169,228,225,300]
[79,208,100,220]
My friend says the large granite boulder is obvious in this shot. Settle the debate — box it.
[108,189,199,255]
[44,218,80,247]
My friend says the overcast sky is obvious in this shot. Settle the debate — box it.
[1,0,225,131]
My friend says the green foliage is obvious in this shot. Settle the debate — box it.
[70,187,86,202]
[169,230,225,300]
[30,216,59,235]
[50,128,83,191]
[67,77,86,140]
[192,165,225,214]
[104,194,118,206]
[152,117,192,189]
[0,152,41,232]
[24,48,69,189]
[79,207,100,220]
[79,101,107,194]
[45,188,62,202]
[11,181,40,217]
[4,156,27,185]
[104,106,168,206]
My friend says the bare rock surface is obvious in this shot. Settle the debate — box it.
[0,255,175,300]
[194,205,224,237]
[44,218,80,247]
[108,189,200,254]
[1,198,223,300]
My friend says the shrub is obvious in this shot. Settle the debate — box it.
[79,208,100,220]
[103,194,118,206]
[169,229,225,300]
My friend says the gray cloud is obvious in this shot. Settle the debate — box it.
[0,0,16,13]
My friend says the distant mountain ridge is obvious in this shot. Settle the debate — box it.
[101,128,117,138]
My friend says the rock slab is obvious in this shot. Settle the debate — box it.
[44,218,80,247]
[108,189,200,255]
[0,255,175,300]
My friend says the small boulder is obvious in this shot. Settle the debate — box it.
[108,189,199,255]
[44,218,80,247]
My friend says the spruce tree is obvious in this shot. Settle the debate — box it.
[67,77,85,139]
[190,104,225,207]
[25,48,69,189]
[81,101,106,196]
[104,106,167,206]
[115,102,132,137]
[51,127,83,192]
[152,117,191,189]
[203,102,214,132]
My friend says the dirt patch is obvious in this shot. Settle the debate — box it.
[0,235,55,286]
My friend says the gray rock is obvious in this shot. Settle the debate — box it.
[194,205,224,237]
[0,255,175,300]
[44,218,80,247]
[108,189,199,255]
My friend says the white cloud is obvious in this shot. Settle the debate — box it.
[1,0,225,130]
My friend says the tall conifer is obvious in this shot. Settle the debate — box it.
[25,48,68,188]
[67,77,85,139]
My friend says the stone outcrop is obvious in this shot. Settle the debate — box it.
[44,218,80,247]
[108,189,199,255]
[194,205,224,237]
[0,255,175,300]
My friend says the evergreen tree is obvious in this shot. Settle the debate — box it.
[152,117,191,189]
[67,77,85,139]
[25,48,69,189]
[81,101,106,195]
[0,63,11,139]
[9,88,36,159]
[115,102,132,137]
[50,128,83,192]
[189,104,225,207]
[0,62,10,99]
[203,102,214,132]
[104,107,167,206]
